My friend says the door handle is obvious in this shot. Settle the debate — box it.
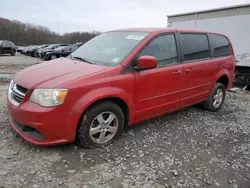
[185,68,194,73]
[172,70,182,75]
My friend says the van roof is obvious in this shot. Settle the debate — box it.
[110,27,226,36]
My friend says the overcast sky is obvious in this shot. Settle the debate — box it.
[1,0,249,34]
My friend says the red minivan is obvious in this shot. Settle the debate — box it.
[7,28,235,147]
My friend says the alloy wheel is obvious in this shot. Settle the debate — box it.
[89,111,119,144]
[213,88,224,108]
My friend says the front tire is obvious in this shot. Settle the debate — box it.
[202,83,226,112]
[77,101,125,148]
[51,55,57,60]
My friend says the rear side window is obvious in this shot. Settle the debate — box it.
[209,34,232,57]
[180,33,210,62]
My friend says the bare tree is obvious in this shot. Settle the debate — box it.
[0,17,100,46]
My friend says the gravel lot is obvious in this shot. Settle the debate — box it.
[0,54,250,188]
[0,54,43,83]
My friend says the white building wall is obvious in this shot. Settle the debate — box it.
[169,14,250,55]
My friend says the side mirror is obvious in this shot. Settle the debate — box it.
[135,56,157,70]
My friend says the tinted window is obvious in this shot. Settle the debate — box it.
[180,33,210,61]
[210,34,232,57]
[139,34,177,67]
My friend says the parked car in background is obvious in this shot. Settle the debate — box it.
[21,45,35,55]
[43,44,79,60]
[28,44,49,57]
[26,45,39,56]
[236,53,250,63]
[20,46,28,54]
[7,28,235,148]
[75,42,84,47]
[0,40,16,56]
[37,44,69,58]
[234,57,250,87]
[16,46,25,53]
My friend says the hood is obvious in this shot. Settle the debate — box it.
[14,58,107,89]
[236,59,250,67]
[27,48,35,51]
[30,48,38,52]
[38,46,48,50]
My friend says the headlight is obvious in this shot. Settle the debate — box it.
[9,80,14,90]
[29,89,68,107]
[8,80,14,94]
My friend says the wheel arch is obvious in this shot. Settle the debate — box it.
[215,70,230,90]
[216,74,229,90]
[70,87,135,141]
[77,97,129,126]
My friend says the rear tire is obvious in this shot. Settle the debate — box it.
[77,101,125,148]
[202,83,226,112]
[11,50,15,56]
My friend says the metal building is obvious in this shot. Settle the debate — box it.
[167,3,250,55]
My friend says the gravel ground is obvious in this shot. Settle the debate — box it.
[0,53,43,83]
[0,54,250,188]
[0,54,42,65]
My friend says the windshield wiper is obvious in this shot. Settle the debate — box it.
[69,55,95,64]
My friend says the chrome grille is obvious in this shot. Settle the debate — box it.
[8,81,28,106]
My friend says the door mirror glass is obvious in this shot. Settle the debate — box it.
[135,56,157,70]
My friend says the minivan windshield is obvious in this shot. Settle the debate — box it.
[70,31,150,66]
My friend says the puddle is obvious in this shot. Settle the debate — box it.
[0,73,13,79]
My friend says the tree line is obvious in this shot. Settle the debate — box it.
[0,17,101,46]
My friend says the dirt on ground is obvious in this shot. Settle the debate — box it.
[0,54,250,188]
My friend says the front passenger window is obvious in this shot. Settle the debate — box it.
[139,34,178,67]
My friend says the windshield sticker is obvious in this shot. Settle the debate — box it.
[112,57,120,62]
[126,35,145,40]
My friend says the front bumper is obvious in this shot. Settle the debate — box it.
[234,74,250,86]
[7,99,75,146]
